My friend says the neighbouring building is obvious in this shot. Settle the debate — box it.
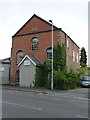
[0,58,10,84]
[10,14,80,86]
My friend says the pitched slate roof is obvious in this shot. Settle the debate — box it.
[18,55,43,67]
[0,58,10,64]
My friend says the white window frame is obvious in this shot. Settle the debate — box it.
[73,50,75,62]
[32,37,39,51]
[46,48,52,59]
[77,53,79,63]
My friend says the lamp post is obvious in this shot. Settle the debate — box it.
[49,20,53,90]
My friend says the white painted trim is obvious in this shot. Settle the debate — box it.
[18,55,36,66]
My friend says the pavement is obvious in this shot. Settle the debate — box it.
[2,84,89,96]
[2,85,52,94]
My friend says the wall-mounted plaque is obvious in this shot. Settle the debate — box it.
[24,61,31,66]
[31,27,38,31]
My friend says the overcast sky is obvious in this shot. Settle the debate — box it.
[0,0,88,64]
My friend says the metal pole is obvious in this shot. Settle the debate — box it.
[51,21,53,90]
[49,20,53,90]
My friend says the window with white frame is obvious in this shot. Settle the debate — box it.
[77,53,79,63]
[32,37,39,51]
[46,47,52,59]
[73,50,75,61]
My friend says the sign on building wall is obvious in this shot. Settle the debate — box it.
[0,67,4,72]
[24,61,31,66]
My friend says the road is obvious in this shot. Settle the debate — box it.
[2,87,89,118]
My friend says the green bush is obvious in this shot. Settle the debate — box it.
[34,66,80,90]
[34,42,80,90]
[79,67,88,77]
[65,71,79,89]
[34,66,48,87]
[54,70,67,90]
[54,70,79,90]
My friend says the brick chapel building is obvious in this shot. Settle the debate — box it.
[10,14,80,86]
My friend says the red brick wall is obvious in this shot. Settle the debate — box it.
[10,16,80,84]
[66,36,80,72]
[11,30,59,84]
[16,17,52,36]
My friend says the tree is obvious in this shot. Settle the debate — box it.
[80,47,87,67]
[53,43,66,72]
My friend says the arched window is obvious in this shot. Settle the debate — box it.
[32,37,39,51]
[46,47,52,59]
[17,50,23,63]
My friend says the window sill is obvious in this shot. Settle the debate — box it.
[30,50,39,52]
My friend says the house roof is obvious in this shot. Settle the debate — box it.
[0,58,10,64]
[18,55,43,67]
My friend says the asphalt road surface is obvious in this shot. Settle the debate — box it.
[2,87,89,118]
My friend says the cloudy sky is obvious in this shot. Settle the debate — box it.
[0,0,88,64]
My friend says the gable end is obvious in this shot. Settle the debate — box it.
[13,14,59,37]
